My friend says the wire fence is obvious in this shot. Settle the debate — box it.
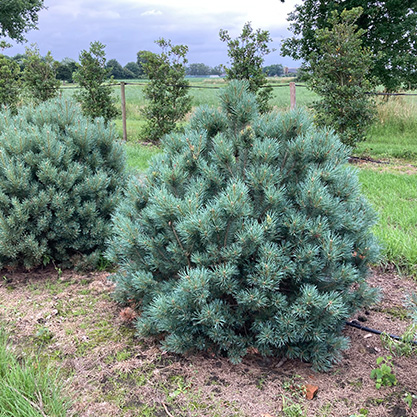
[60,81,417,96]
[60,80,417,141]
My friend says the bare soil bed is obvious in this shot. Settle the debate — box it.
[1,266,416,417]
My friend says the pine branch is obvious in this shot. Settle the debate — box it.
[169,220,191,268]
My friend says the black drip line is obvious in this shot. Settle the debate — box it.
[346,320,417,346]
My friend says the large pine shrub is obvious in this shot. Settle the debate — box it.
[107,81,379,370]
[0,97,126,269]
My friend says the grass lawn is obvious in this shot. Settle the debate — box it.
[0,328,70,417]
[356,96,417,161]
[125,142,161,171]
[359,168,417,275]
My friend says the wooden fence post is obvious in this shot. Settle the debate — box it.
[290,82,296,109]
[120,82,127,141]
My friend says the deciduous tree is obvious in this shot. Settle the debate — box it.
[220,22,274,113]
[73,41,119,123]
[0,54,21,111]
[306,7,376,147]
[187,63,212,76]
[263,64,284,77]
[282,0,417,91]
[106,58,125,79]
[56,58,77,83]
[124,62,141,78]
[0,0,45,42]
[22,44,60,103]
[140,38,192,142]
[136,50,149,77]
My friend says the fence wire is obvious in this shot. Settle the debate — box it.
[60,82,417,96]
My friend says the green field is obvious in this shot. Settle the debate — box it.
[62,77,318,141]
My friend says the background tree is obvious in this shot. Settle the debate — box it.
[73,41,119,123]
[0,54,21,112]
[281,0,417,92]
[263,64,284,77]
[306,7,376,147]
[0,0,45,42]
[211,65,223,76]
[186,63,213,76]
[106,58,125,79]
[124,62,141,78]
[140,38,192,142]
[136,50,149,78]
[121,67,135,79]
[22,44,60,103]
[219,22,274,113]
[11,53,27,71]
[56,57,77,83]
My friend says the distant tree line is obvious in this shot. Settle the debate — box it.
[2,50,287,83]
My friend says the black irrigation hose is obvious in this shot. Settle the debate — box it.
[346,320,417,346]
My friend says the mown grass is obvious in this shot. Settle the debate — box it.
[356,96,417,161]
[125,142,161,171]
[0,328,70,417]
[359,169,417,275]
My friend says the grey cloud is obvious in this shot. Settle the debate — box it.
[4,0,298,68]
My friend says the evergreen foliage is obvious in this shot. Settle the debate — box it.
[281,0,417,92]
[0,97,126,269]
[140,38,192,143]
[73,41,120,124]
[107,81,379,370]
[220,22,274,113]
[22,44,60,104]
[0,54,21,112]
[306,8,376,147]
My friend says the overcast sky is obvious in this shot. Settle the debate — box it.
[5,0,301,68]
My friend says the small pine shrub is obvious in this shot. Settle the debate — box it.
[0,97,126,269]
[107,81,379,370]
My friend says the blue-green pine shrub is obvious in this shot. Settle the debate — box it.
[0,97,126,269]
[107,81,379,370]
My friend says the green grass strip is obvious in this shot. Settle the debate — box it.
[359,168,417,275]
[125,142,161,172]
[0,328,70,417]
